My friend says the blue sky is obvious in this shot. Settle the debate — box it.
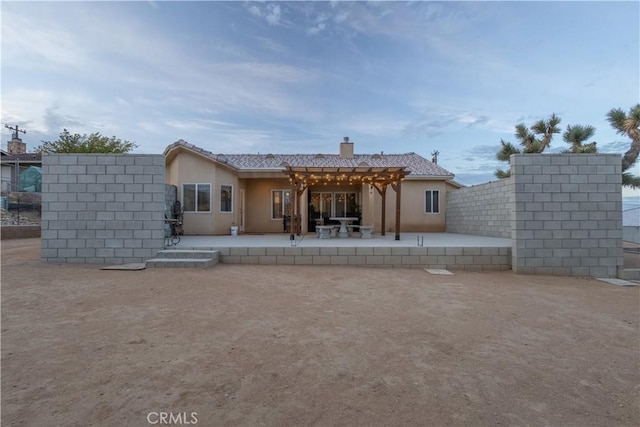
[1,1,639,201]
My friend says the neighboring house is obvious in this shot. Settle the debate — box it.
[1,137,41,212]
[164,138,460,235]
[1,149,42,195]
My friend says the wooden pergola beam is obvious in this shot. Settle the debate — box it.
[282,166,409,238]
[284,167,407,184]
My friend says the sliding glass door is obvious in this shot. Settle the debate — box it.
[310,191,357,218]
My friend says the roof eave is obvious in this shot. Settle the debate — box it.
[164,143,238,172]
[238,168,285,173]
[405,174,455,181]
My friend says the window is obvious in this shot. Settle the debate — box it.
[220,185,233,213]
[310,192,332,219]
[272,189,292,219]
[310,192,357,218]
[425,190,440,214]
[335,192,357,217]
[183,184,211,212]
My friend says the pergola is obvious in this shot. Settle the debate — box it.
[282,165,410,240]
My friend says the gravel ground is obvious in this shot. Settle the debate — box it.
[1,238,639,426]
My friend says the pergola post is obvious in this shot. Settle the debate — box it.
[296,189,303,235]
[392,180,401,240]
[372,183,387,236]
[290,188,297,239]
[290,187,304,236]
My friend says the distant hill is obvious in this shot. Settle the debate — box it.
[623,196,640,212]
[623,207,639,227]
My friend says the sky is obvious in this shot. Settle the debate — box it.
[1,0,639,202]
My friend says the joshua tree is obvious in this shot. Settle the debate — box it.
[607,104,640,170]
[530,113,562,152]
[562,124,597,153]
[495,140,520,178]
[607,105,640,188]
[494,114,561,178]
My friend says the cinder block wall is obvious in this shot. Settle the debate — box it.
[41,154,165,264]
[445,178,514,238]
[511,154,623,277]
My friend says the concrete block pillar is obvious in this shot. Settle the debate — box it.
[510,154,623,277]
[41,154,166,264]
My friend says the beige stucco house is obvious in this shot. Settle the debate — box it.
[164,138,460,236]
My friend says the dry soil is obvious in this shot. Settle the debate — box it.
[1,239,639,426]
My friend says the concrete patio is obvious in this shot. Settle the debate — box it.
[170,232,512,270]
[177,231,509,247]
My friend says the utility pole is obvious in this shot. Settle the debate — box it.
[431,150,439,164]
[3,125,28,221]
[4,124,28,155]
[5,124,26,140]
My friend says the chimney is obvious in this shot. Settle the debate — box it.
[7,138,26,155]
[339,136,354,159]
[5,125,27,154]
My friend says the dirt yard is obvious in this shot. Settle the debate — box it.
[2,239,639,426]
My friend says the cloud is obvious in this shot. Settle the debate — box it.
[3,0,636,169]
[334,10,349,23]
[330,115,407,138]
[265,4,281,26]
[165,120,213,132]
[43,106,85,133]
[2,1,328,143]
[246,3,281,26]
[403,116,456,138]
[599,140,631,154]
[136,122,164,134]
[248,4,261,17]
[307,22,326,36]
[186,127,279,154]
[151,61,322,125]
[1,89,60,135]
[462,144,502,162]
[1,6,88,70]
[255,36,288,54]
[3,2,184,85]
[403,110,494,138]
[460,114,490,128]
[324,1,485,44]
[0,88,120,149]
[307,12,329,35]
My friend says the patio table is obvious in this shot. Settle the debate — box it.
[329,217,359,238]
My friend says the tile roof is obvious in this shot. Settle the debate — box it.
[0,153,42,162]
[165,140,454,177]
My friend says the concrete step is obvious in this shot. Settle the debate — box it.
[154,249,219,260]
[145,257,217,269]
[146,249,219,268]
